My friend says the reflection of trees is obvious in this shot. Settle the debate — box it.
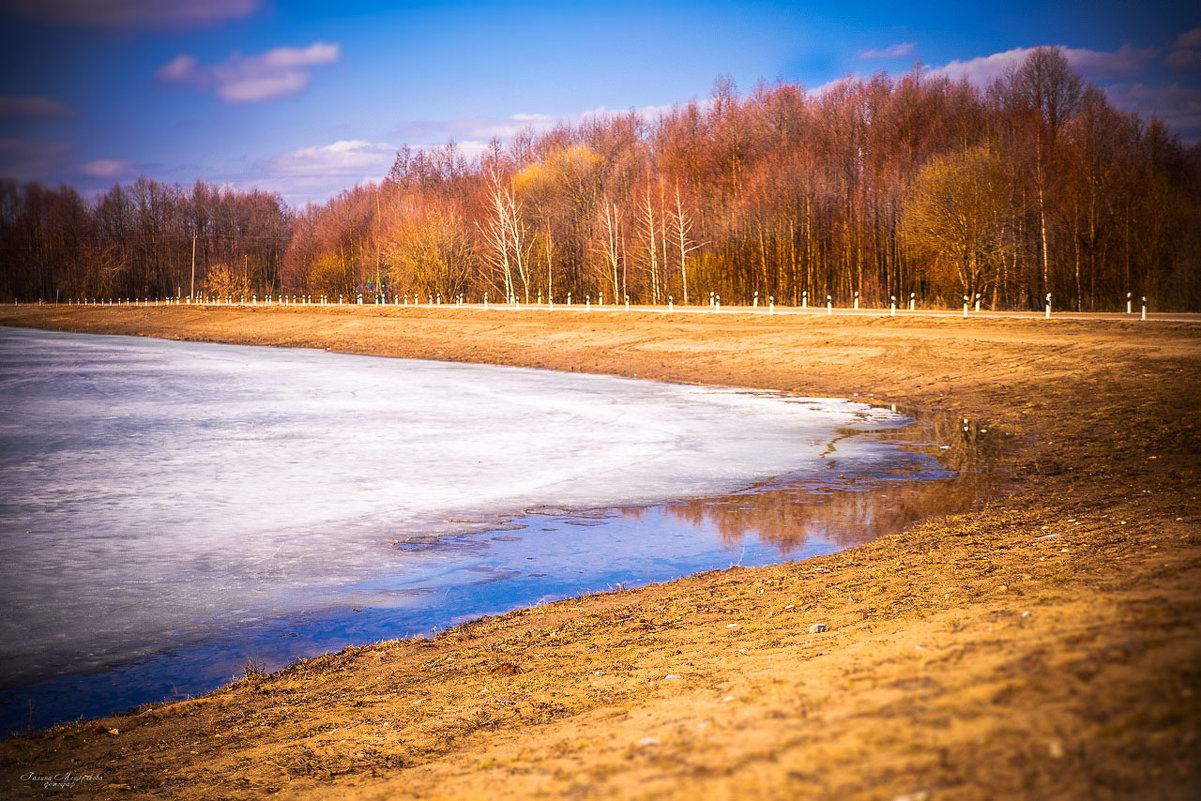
[858,412,1010,472]
[636,413,1005,556]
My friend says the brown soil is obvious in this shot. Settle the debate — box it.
[1,304,1199,800]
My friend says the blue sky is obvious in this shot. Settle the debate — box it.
[1,0,1198,206]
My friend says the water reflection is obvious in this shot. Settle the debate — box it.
[658,412,1004,554]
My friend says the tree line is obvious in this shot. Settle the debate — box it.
[3,48,1199,311]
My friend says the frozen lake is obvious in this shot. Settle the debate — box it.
[0,327,975,733]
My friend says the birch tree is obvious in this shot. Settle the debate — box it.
[640,186,661,303]
[670,182,701,304]
[600,200,622,300]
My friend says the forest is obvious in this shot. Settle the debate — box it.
[2,48,1199,311]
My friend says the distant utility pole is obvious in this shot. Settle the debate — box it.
[189,234,196,299]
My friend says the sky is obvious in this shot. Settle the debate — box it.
[1,0,1198,207]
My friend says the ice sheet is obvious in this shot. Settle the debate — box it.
[0,327,908,687]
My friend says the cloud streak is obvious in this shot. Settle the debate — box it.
[267,139,396,178]
[1,0,260,29]
[78,159,137,180]
[858,42,915,60]
[158,42,341,103]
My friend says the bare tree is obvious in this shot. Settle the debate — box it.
[670,181,702,304]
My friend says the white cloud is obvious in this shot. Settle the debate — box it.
[219,72,312,104]
[258,45,342,71]
[805,76,859,98]
[858,42,916,60]
[157,42,341,103]
[244,139,395,205]
[927,47,1035,85]
[0,95,75,118]
[1167,28,1201,70]
[268,139,396,177]
[157,55,199,82]
[2,0,260,29]
[78,159,136,179]
[927,44,1159,87]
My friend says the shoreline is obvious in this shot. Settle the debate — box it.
[1,305,1199,800]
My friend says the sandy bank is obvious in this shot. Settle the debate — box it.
[1,304,1198,800]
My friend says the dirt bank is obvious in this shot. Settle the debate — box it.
[1,304,1199,800]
